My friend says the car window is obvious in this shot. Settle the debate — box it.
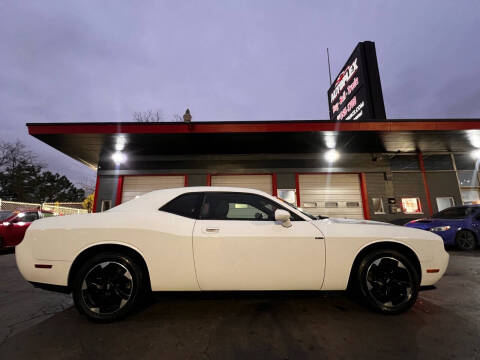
[432,206,473,219]
[0,211,13,222]
[160,193,203,219]
[15,212,39,223]
[201,192,302,221]
[41,212,55,218]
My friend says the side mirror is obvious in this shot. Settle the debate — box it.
[275,209,292,228]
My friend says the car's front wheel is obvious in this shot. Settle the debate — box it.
[455,230,476,251]
[353,249,420,314]
[72,252,146,322]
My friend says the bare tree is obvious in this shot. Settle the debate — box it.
[172,113,183,122]
[133,110,185,122]
[76,177,96,195]
[133,110,165,122]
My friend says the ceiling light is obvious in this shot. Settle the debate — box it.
[324,149,340,162]
[471,149,480,159]
[115,136,127,151]
[112,151,127,164]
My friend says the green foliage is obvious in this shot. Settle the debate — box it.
[0,141,86,202]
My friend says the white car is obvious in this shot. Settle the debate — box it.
[16,187,449,321]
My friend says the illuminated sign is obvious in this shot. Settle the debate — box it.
[327,41,386,121]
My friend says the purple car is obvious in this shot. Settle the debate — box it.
[405,205,480,250]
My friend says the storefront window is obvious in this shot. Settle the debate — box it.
[423,154,453,170]
[401,198,422,214]
[454,154,476,170]
[101,200,112,212]
[390,155,420,171]
[436,197,455,212]
[371,197,385,214]
[460,190,480,205]
[277,189,296,206]
[457,171,479,187]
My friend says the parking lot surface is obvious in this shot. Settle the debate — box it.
[0,249,479,359]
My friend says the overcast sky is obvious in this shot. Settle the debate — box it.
[1,1,480,187]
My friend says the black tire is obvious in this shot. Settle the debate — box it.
[352,249,420,314]
[455,230,477,251]
[72,251,146,322]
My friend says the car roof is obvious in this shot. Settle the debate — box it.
[109,186,308,219]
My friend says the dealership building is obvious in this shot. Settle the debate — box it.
[27,119,480,223]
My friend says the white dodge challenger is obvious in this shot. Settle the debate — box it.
[16,187,449,321]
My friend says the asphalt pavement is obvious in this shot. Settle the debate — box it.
[0,248,479,359]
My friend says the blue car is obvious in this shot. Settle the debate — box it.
[405,205,480,250]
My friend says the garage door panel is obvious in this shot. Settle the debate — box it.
[122,175,185,203]
[301,196,361,201]
[211,175,273,195]
[299,174,364,219]
[300,189,362,195]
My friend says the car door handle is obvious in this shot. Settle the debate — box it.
[205,227,220,233]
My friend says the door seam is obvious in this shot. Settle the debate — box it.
[191,219,203,290]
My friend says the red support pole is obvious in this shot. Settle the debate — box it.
[418,152,434,216]
[92,174,100,213]
[115,175,124,206]
[272,173,278,197]
[359,173,371,220]
[295,174,301,207]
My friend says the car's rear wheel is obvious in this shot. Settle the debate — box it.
[455,230,476,251]
[353,249,419,314]
[72,252,146,322]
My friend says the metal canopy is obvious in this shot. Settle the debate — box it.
[27,120,480,169]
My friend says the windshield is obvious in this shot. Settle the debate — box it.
[0,211,13,222]
[431,206,475,219]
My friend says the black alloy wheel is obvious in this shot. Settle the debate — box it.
[72,252,146,322]
[354,249,419,314]
[455,230,477,251]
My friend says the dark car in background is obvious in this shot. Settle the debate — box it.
[0,210,54,249]
[405,205,480,250]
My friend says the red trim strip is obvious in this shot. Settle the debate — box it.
[295,174,301,207]
[27,120,480,136]
[360,173,371,220]
[92,174,100,213]
[418,152,434,216]
[206,174,211,186]
[184,175,189,187]
[121,173,187,177]
[115,175,124,206]
[272,173,278,197]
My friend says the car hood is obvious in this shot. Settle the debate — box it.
[311,217,443,243]
[314,217,395,226]
[405,218,445,230]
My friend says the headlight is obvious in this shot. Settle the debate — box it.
[430,226,451,232]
